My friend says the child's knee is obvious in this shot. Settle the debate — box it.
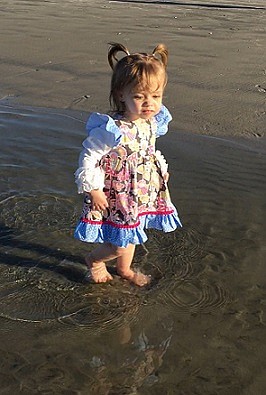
[112,245,130,257]
[112,245,126,256]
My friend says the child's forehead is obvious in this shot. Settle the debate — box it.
[130,80,164,93]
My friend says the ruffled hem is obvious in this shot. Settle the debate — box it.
[74,210,182,247]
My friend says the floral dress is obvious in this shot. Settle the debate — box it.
[74,105,182,247]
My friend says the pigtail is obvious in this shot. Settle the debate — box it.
[152,43,168,68]
[108,42,130,70]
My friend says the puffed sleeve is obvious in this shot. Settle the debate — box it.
[154,105,172,137]
[74,113,122,193]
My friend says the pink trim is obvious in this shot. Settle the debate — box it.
[81,220,141,229]
[80,209,175,229]
[139,209,174,216]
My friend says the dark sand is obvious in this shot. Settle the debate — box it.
[1,0,266,139]
[0,1,265,394]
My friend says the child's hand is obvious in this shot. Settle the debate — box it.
[163,172,169,183]
[87,190,109,211]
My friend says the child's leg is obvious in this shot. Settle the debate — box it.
[116,244,151,287]
[85,243,118,283]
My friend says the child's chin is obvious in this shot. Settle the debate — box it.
[141,111,154,119]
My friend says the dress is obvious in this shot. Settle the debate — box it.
[74,105,182,247]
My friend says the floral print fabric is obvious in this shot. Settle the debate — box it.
[80,118,176,228]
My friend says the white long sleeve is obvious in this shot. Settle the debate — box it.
[74,149,105,193]
[75,131,117,193]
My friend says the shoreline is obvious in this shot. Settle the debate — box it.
[1,100,265,154]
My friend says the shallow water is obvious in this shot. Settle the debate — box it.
[0,103,265,394]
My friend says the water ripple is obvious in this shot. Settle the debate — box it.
[159,280,231,313]
[145,227,231,313]
[149,227,206,280]
[0,265,142,330]
[0,193,78,232]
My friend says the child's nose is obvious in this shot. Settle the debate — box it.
[143,96,151,106]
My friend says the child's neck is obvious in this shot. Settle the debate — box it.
[122,113,152,124]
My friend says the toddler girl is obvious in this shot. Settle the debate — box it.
[74,43,182,286]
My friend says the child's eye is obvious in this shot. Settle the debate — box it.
[134,95,143,100]
[153,95,161,99]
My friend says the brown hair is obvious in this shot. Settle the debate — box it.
[108,42,168,113]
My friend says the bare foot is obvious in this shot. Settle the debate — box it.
[85,256,113,283]
[117,269,151,287]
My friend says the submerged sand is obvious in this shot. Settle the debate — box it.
[0,1,265,394]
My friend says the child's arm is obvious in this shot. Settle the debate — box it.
[75,147,106,194]
[155,150,169,182]
[75,113,121,209]
[75,118,118,193]
[76,146,110,211]
[154,105,172,183]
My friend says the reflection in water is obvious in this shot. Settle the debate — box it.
[0,103,265,394]
[80,322,173,394]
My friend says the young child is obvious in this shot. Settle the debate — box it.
[74,42,182,286]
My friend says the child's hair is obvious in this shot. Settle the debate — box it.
[108,42,168,113]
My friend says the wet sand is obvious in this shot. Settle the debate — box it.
[0,1,266,394]
[1,0,266,139]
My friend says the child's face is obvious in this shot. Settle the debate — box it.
[120,79,164,121]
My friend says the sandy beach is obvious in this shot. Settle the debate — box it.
[0,1,266,394]
[1,0,266,139]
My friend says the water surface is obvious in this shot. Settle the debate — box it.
[0,103,265,393]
